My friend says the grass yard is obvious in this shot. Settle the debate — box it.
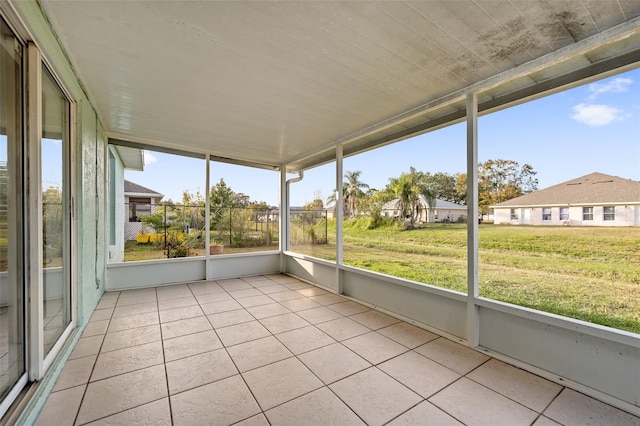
[294,222,640,334]
[123,222,639,333]
[123,240,277,261]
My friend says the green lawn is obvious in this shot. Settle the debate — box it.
[294,222,640,334]
[124,223,640,333]
[123,240,277,261]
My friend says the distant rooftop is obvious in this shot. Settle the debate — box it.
[124,180,163,198]
[493,173,640,207]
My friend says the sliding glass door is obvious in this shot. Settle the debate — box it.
[0,17,25,412]
[41,67,71,357]
[0,14,74,415]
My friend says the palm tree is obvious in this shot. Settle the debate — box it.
[387,167,434,228]
[344,171,369,218]
[326,170,369,219]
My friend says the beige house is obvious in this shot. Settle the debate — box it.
[493,173,640,227]
[382,197,467,223]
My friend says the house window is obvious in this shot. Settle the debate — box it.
[559,207,569,221]
[510,208,518,220]
[583,207,594,221]
[542,208,551,221]
[603,206,615,221]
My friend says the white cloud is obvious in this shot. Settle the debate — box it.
[570,103,630,127]
[587,77,633,100]
[143,151,157,165]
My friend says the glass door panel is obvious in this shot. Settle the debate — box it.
[41,68,70,356]
[0,18,24,404]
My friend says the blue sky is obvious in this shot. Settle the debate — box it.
[126,68,640,207]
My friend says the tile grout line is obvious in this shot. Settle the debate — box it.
[156,286,177,426]
[535,385,567,425]
[253,283,377,424]
[381,398,426,426]
[109,279,443,423]
[242,277,334,424]
[229,276,355,422]
[72,291,117,426]
[424,375,470,425]
[77,289,169,424]
[462,357,564,417]
[200,277,270,425]
[56,274,603,426]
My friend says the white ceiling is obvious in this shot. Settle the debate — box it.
[40,1,640,170]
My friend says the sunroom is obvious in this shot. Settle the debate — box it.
[1,1,639,424]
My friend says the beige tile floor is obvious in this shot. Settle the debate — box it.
[35,274,640,426]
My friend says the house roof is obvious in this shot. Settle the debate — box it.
[493,173,640,207]
[124,180,164,198]
[37,2,640,172]
[432,198,467,210]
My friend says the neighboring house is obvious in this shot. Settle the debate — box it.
[492,172,640,227]
[382,196,467,223]
[125,180,164,222]
[124,180,163,242]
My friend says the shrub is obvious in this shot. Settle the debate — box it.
[167,242,188,258]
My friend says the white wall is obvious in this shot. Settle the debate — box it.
[432,208,467,223]
[494,205,640,227]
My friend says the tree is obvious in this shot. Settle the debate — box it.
[387,167,435,229]
[344,170,369,218]
[361,188,394,228]
[209,179,235,227]
[423,172,465,204]
[454,173,467,205]
[42,186,63,250]
[327,171,369,218]
[181,189,205,231]
[478,159,538,216]
[303,199,324,210]
[457,159,538,216]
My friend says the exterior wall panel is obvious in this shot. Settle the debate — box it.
[340,267,468,339]
[107,258,206,290]
[494,205,640,227]
[479,306,640,412]
[285,255,337,292]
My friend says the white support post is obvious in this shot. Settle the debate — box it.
[466,92,480,347]
[336,145,344,294]
[279,168,289,258]
[205,156,211,279]
[26,42,44,380]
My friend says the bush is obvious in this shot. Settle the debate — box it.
[167,242,188,258]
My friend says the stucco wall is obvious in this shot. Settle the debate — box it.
[76,101,107,323]
[10,1,108,423]
[12,0,107,323]
[432,208,467,223]
[494,205,640,227]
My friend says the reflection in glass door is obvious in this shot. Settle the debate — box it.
[41,68,70,356]
[0,18,24,408]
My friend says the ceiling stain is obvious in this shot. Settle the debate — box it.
[556,10,588,42]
